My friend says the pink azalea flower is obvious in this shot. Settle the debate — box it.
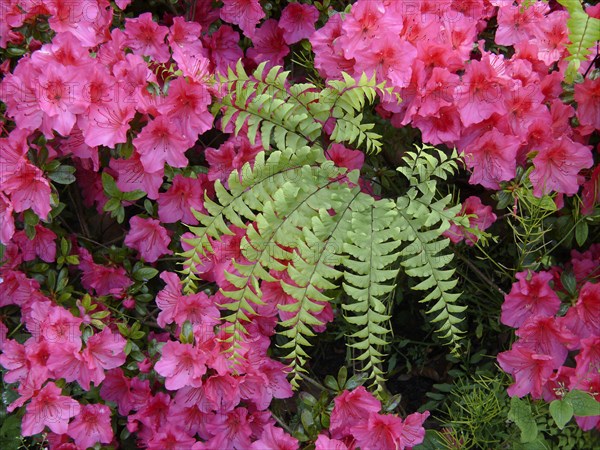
[173,292,220,328]
[247,19,290,68]
[454,58,508,127]
[574,336,600,379]
[574,77,600,130]
[501,270,561,328]
[573,282,600,336]
[310,13,354,79]
[0,192,15,244]
[28,302,83,347]
[109,151,164,200]
[78,248,132,296]
[67,403,113,449]
[22,382,80,436]
[154,341,208,390]
[400,411,430,448]
[330,386,381,438]
[158,76,213,138]
[353,38,417,88]
[0,339,28,384]
[205,135,262,185]
[494,3,548,46]
[168,17,204,54]
[279,2,319,44]
[80,95,136,149]
[3,162,52,220]
[134,115,191,173]
[220,0,265,38]
[530,137,593,197]
[157,174,210,224]
[84,327,127,372]
[12,225,57,263]
[206,407,253,450]
[100,368,134,415]
[124,12,170,62]
[532,11,569,65]
[581,165,600,216]
[351,412,404,450]
[124,216,172,263]
[463,128,521,189]
[203,25,244,74]
[202,374,241,413]
[147,424,197,450]
[250,423,299,449]
[156,271,184,327]
[515,315,579,367]
[315,434,349,450]
[413,105,463,146]
[444,196,497,246]
[497,344,555,399]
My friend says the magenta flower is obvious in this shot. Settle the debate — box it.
[330,386,381,438]
[134,115,191,173]
[247,19,290,68]
[3,162,52,220]
[13,225,57,263]
[574,77,600,130]
[326,144,365,172]
[154,341,207,390]
[22,382,80,436]
[351,412,404,450]
[125,216,172,263]
[279,2,319,44]
[67,403,113,449]
[498,344,555,399]
[530,137,593,197]
[220,0,265,38]
[157,174,210,224]
[315,434,348,450]
[0,192,15,245]
[250,423,299,449]
[124,13,170,62]
[110,151,164,200]
[501,270,561,328]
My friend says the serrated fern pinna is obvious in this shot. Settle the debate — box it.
[180,62,466,392]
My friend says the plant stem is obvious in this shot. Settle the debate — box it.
[454,251,507,297]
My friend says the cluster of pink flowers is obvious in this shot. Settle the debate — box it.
[310,0,598,197]
[498,244,600,431]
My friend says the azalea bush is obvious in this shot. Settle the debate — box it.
[0,0,599,449]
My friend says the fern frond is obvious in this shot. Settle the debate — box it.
[556,0,600,82]
[396,146,466,351]
[278,179,361,387]
[342,195,400,393]
[180,146,325,294]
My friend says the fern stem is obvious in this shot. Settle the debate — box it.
[298,372,328,391]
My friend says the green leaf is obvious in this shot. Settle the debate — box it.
[122,190,147,201]
[565,390,600,416]
[549,399,574,429]
[133,267,159,281]
[102,172,121,197]
[47,165,76,184]
[575,220,588,246]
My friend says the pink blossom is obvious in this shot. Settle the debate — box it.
[80,95,136,149]
[247,19,290,68]
[22,382,80,436]
[156,271,184,327]
[574,77,600,130]
[330,386,381,438]
[530,137,593,197]
[206,407,253,450]
[220,0,265,38]
[78,248,132,296]
[494,3,548,46]
[532,11,569,65]
[326,144,365,172]
[354,38,417,88]
[67,403,113,448]
[125,216,172,263]
[515,315,579,367]
[84,327,127,373]
[413,105,463,146]
[0,339,28,384]
[574,336,600,379]
[0,192,15,244]
[463,128,521,189]
[13,225,57,263]
[250,423,298,450]
[173,292,220,328]
[168,17,203,54]
[134,115,191,173]
[573,282,600,336]
[400,411,430,447]
[203,25,244,74]
[498,344,555,399]
[100,368,134,415]
[279,2,319,44]
[3,162,52,220]
[157,174,210,224]
[154,341,207,390]
[501,270,561,328]
[444,196,497,246]
[351,412,404,450]
[147,424,197,450]
[124,12,170,62]
[202,374,241,413]
[109,151,164,200]
[310,14,354,79]
[205,135,262,185]
[315,434,348,450]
